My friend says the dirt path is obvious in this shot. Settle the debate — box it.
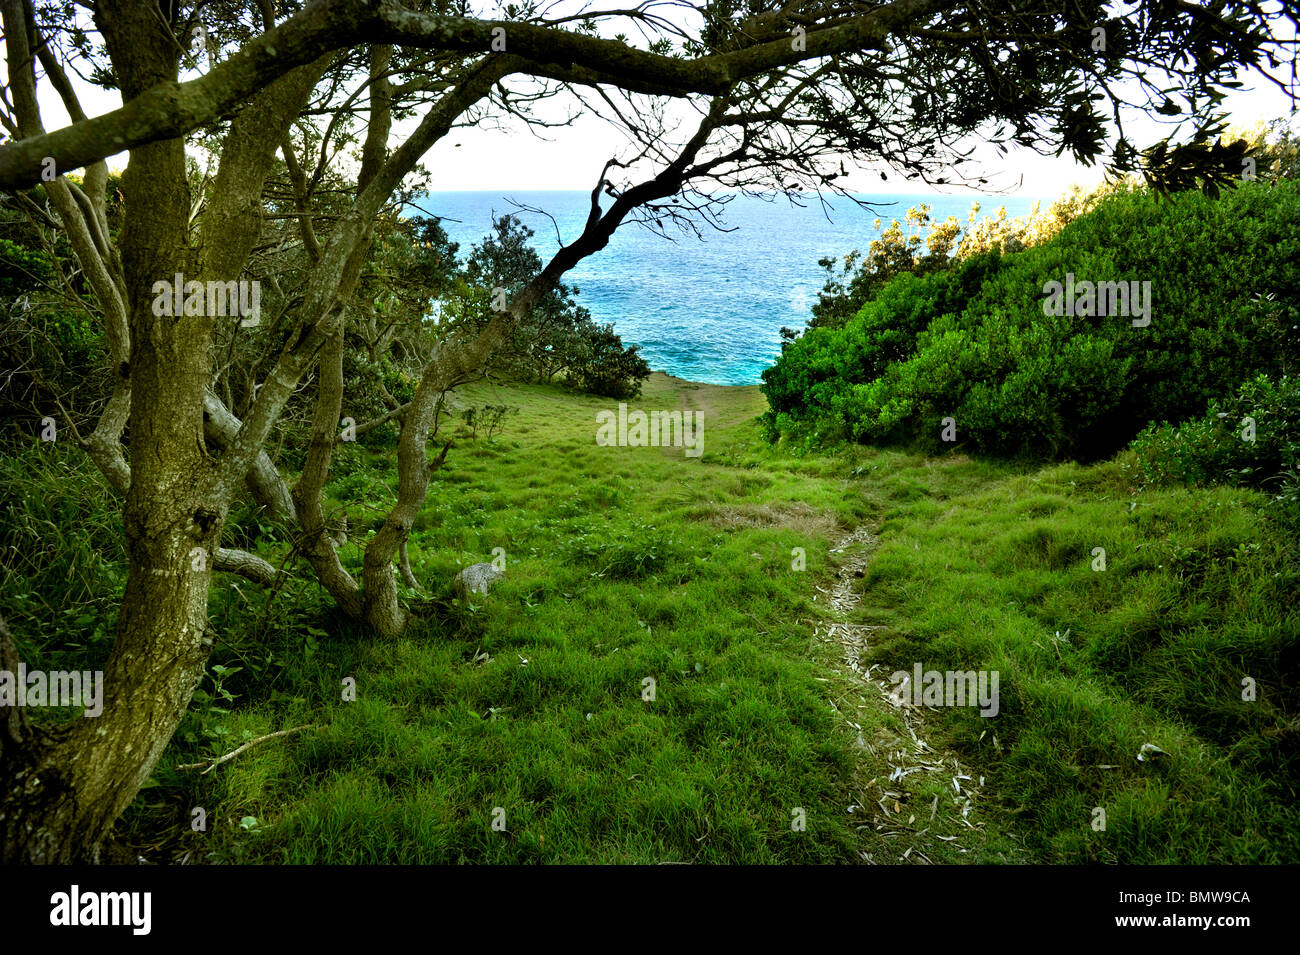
[652,373,1009,861]
[814,525,1002,863]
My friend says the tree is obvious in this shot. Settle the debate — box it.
[0,0,1294,862]
[454,213,650,392]
[563,320,654,399]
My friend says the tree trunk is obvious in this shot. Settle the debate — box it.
[0,0,220,862]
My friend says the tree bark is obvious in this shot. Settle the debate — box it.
[0,0,219,862]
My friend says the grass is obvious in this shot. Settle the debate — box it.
[857,455,1299,863]
[1,372,1295,863]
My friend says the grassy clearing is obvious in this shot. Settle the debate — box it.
[2,372,1294,863]
[133,373,917,864]
[855,455,1299,863]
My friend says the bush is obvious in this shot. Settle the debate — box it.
[793,183,1121,338]
[763,251,1009,430]
[1129,374,1300,519]
[561,321,652,399]
[459,403,516,439]
[762,180,1300,459]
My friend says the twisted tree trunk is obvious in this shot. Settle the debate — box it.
[0,0,218,861]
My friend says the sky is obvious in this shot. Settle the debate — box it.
[415,79,1295,196]
[18,8,1299,201]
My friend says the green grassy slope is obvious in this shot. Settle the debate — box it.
[4,372,1294,863]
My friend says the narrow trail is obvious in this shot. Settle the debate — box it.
[813,525,1002,863]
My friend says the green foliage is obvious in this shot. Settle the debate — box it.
[1256,117,1300,182]
[459,403,516,440]
[794,184,1121,340]
[763,180,1300,459]
[799,204,963,334]
[0,443,124,673]
[1129,374,1300,520]
[454,215,651,399]
[339,351,415,446]
[0,205,108,435]
[0,236,55,297]
[558,518,687,579]
[561,320,651,399]
[764,251,1009,442]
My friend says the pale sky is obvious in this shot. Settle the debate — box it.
[19,14,1299,201]
[417,79,1295,196]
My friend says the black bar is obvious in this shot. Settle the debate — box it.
[4,864,1278,941]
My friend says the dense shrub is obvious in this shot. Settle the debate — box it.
[762,180,1300,459]
[763,250,1008,434]
[800,205,962,333]
[0,229,107,438]
[561,321,652,399]
[797,182,1123,337]
[1129,374,1300,519]
[458,215,651,398]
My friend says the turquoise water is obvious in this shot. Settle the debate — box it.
[418,191,1044,385]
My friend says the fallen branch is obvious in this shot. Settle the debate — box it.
[215,547,292,586]
[176,724,318,775]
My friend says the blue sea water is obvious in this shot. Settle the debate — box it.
[416,191,1044,385]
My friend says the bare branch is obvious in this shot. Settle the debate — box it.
[175,724,318,775]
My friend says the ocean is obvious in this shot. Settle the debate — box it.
[416,190,1045,385]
